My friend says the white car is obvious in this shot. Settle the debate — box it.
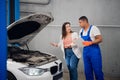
[7,13,63,80]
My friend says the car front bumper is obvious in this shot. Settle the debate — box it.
[8,59,63,80]
[14,71,63,80]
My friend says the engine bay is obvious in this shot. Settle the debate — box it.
[8,46,57,66]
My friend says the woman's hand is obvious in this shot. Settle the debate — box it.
[64,44,71,48]
[50,42,58,47]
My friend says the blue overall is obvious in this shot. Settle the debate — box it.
[65,48,79,80]
[80,25,104,80]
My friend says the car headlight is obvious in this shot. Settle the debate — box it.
[19,67,48,76]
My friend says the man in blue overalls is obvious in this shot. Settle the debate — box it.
[79,16,104,80]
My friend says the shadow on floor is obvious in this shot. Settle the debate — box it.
[63,71,120,80]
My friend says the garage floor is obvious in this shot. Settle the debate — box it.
[63,71,120,80]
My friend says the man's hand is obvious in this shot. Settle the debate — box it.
[82,41,93,46]
[82,35,102,46]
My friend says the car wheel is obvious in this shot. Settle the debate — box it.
[7,71,17,80]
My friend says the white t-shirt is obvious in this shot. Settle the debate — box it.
[79,25,101,41]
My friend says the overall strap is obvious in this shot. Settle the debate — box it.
[87,25,92,36]
[80,28,84,37]
[80,25,92,37]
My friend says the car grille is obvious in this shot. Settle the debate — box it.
[53,72,63,80]
[50,66,58,75]
[50,63,62,75]
[59,63,62,72]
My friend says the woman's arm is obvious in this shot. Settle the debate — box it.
[50,35,62,47]
[70,32,79,47]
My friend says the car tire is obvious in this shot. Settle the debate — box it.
[7,71,17,80]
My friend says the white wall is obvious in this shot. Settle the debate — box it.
[51,0,120,26]
[20,0,120,77]
[20,0,120,26]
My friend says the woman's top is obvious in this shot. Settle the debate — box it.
[58,32,82,59]
[63,36,72,48]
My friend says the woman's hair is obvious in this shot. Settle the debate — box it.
[62,22,73,39]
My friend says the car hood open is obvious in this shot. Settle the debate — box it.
[7,13,54,46]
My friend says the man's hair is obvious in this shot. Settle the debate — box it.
[79,16,88,23]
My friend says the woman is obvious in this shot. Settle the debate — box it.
[51,22,81,80]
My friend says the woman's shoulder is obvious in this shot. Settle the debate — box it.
[59,35,62,39]
[72,32,78,35]
[72,32,79,38]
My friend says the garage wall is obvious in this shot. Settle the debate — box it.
[20,0,120,77]
[20,0,120,26]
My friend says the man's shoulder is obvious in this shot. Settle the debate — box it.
[92,25,98,28]
[79,28,83,34]
[91,25,101,35]
[91,25,100,31]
